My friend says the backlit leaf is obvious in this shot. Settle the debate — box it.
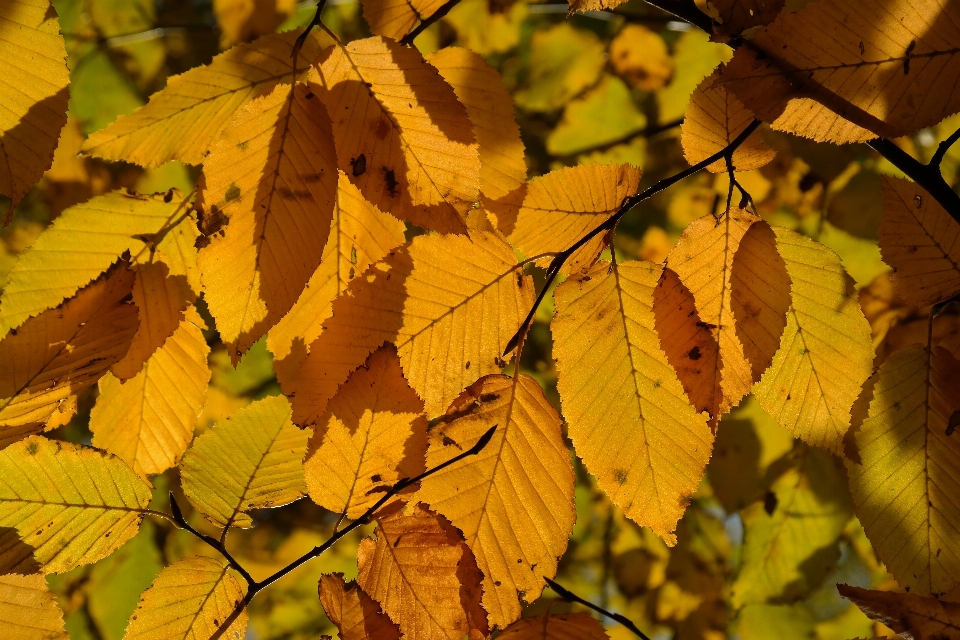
[290,231,532,422]
[609,25,672,92]
[362,0,445,40]
[304,346,427,520]
[318,573,401,640]
[309,37,479,234]
[514,24,605,113]
[181,395,310,528]
[213,0,296,47]
[879,175,960,308]
[416,374,576,627]
[721,0,960,142]
[0,0,70,217]
[123,556,248,640]
[847,345,960,597]
[82,29,324,167]
[90,307,211,477]
[552,260,713,545]
[753,227,874,455]
[0,574,68,639]
[838,584,960,640]
[198,82,337,360]
[498,613,609,639]
[0,435,152,574]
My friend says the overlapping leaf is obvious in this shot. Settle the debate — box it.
[839,584,960,639]
[847,345,960,596]
[416,374,576,627]
[0,0,70,218]
[701,0,785,40]
[319,573,401,640]
[290,231,532,422]
[181,395,310,528]
[498,613,609,639]
[753,227,873,455]
[0,574,68,639]
[198,82,337,360]
[90,307,211,477]
[82,29,323,167]
[304,346,427,519]
[552,260,713,544]
[0,436,152,574]
[123,556,248,640]
[309,37,479,234]
[362,0,445,40]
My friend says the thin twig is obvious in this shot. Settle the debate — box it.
[867,138,960,225]
[168,495,257,587]
[399,0,464,45]
[544,577,653,640]
[292,0,329,66]
[930,126,960,168]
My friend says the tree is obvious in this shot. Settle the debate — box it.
[0,0,959,638]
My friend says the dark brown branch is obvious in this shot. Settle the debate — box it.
[642,0,712,32]
[400,0,464,45]
[545,577,652,640]
[292,0,329,65]
[930,126,960,169]
[168,495,257,587]
[868,138,960,226]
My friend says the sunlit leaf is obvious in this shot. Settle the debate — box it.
[0,574,68,639]
[362,0,444,40]
[318,573,401,640]
[498,613,609,639]
[839,584,960,639]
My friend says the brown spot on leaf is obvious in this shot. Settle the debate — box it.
[351,154,366,177]
[382,167,399,197]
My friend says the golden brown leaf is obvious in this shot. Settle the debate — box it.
[0,574,68,639]
[567,0,629,13]
[609,25,673,91]
[319,573,401,640]
[309,37,479,234]
[700,0,785,39]
[838,584,960,640]
[416,374,576,627]
[362,0,445,41]
[198,82,337,361]
[498,613,609,639]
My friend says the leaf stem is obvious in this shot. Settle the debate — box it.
[544,577,653,640]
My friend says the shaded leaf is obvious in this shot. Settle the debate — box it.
[839,584,960,640]
[513,24,605,113]
[213,0,296,47]
[318,573,401,640]
[498,613,609,639]
[0,574,68,639]
[362,0,445,41]
[700,0,785,40]
[546,75,648,157]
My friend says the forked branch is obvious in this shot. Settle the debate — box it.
[400,0,465,45]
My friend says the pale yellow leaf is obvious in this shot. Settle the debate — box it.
[290,231,532,422]
[0,436,152,574]
[416,374,576,628]
[123,556,248,640]
[610,25,672,91]
[181,395,310,528]
[879,175,960,308]
[0,0,70,216]
[848,346,960,597]
[304,346,427,520]
[90,307,211,477]
[0,574,68,639]
[839,584,960,640]
[319,573,401,640]
[310,37,479,234]
[213,0,296,47]
[198,82,337,360]
[362,0,445,40]
[552,260,713,544]
[82,29,324,167]
[498,613,609,640]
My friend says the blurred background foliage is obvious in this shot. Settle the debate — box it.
[5,0,960,637]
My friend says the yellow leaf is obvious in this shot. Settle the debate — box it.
[90,307,211,477]
[879,176,960,308]
[443,0,527,57]
[838,584,960,640]
[362,0,445,40]
[0,190,192,337]
[267,172,406,387]
[0,0,70,217]
[546,75,648,158]
[496,164,642,275]
[310,37,479,234]
[0,574,68,640]
[513,24,605,113]
[198,82,337,360]
[290,231,532,422]
[304,346,427,520]
[699,0,785,39]
[720,0,960,143]
[0,267,139,432]
[123,556,248,640]
[552,260,713,545]
[155,209,202,297]
[0,435,152,574]
[567,0,629,14]
[657,31,731,124]
[181,395,310,529]
[754,228,874,454]
[416,374,576,628]
[82,29,324,167]
[318,573,401,640]
[848,346,960,597]
[213,0,296,47]
[681,71,774,173]
[498,613,609,639]
[356,503,488,640]
[609,25,673,91]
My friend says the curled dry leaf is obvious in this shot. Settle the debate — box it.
[319,573,401,640]
[838,584,960,640]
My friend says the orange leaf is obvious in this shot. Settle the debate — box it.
[498,613,610,639]
[319,573,401,640]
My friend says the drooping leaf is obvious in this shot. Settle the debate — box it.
[90,307,211,477]
[0,436,152,574]
[0,0,70,218]
[552,260,713,545]
[0,267,138,433]
[753,227,874,455]
[609,25,672,91]
[879,175,960,308]
[0,190,191,337]
[198,82,338,360]
[318,573,401,640]
[700,0,785,40]
[267,172,406,387]
[681,71,774,173]
[498,613,609,639]
[362,0,444,41]
[309,37,479,234]
[290,231,533,422]
[82,29,324,167]
[720,0,960,143]
[838,584,960,640]
[356,503,488,640]
[123,556,248,640]
[181,395,310,529]
[513,24,605,113]
[416,374,576,628]
[303,346,427,520]
[0,574,68,639]
[847,345,960,597]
